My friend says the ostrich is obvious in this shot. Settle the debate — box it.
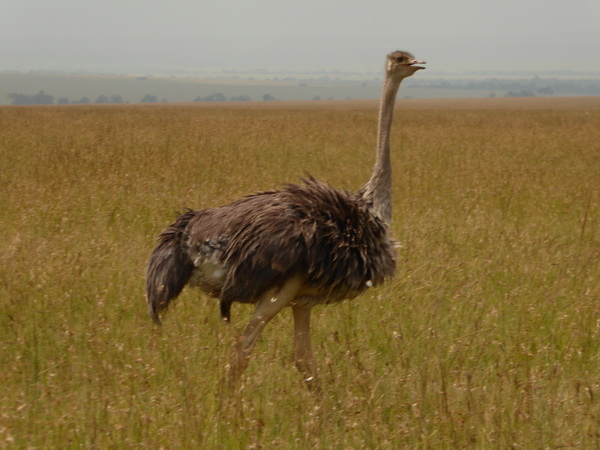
[146,51,425,391]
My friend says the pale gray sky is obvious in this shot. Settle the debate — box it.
[1,0,599,75]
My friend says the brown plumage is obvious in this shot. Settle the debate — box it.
[146,51,425,392]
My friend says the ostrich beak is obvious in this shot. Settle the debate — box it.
[410,59,426,70]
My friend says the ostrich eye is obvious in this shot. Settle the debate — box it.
[396,56,405,63]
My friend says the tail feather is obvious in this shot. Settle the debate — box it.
[146,212,195,324]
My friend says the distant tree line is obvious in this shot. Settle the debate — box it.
[7,91,129,105]
[7,91,278,105]
[193,93,276,102]
[412,77,600,96]
[8,91,56,105]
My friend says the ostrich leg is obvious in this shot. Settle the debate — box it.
[292,304,321,393]
[228,275,304,389]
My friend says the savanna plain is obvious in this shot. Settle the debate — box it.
[1,97,600,448]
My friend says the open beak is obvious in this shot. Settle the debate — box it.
[409,59,426,70]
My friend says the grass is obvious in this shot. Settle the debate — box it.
[1,97,600,447]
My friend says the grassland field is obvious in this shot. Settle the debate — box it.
[1,96,600,447]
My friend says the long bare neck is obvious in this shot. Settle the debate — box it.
[362,73,403,224]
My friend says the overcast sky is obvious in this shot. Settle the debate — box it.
[1,0,599,75]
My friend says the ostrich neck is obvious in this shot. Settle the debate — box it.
[362,74,403,224]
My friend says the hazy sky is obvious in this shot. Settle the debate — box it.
[1,0,599,75]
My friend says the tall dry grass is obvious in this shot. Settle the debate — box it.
[1,97,600,447]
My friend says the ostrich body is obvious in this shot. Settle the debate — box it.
[146,51,425,390]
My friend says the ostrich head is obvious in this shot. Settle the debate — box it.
[386,50,426,78]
